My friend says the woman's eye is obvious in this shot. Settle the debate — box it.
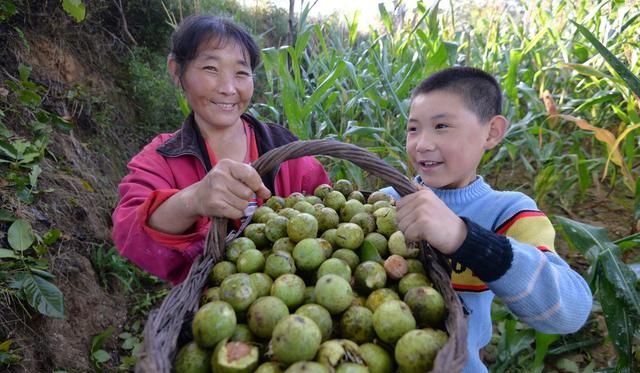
[203,66,217,72]
[435,123,448,129]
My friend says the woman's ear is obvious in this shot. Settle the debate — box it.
[484,115,508,150]
[167,55,181,87]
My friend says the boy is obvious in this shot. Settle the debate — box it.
[381,67,592,372]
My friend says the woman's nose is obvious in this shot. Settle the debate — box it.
[216,73,236,94]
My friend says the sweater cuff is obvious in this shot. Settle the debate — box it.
[450,217,513,282]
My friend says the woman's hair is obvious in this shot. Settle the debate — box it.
[170,15,260,76]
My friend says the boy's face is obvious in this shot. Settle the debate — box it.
[407,91,501,189]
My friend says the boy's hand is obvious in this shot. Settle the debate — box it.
[396,187,467,255]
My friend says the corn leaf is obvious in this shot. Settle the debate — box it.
[533,332,560,369]
[556,216,640,373]
[302,60,349,118]
[572,21,640,98]
[556,216,640,315]
[597,267,636,373]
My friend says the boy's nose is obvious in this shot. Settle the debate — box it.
[415,135,436,152]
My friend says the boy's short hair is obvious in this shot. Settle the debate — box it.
[411,67,502,122]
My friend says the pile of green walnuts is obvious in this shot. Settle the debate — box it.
[175,180,448,373]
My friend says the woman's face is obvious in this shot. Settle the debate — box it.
[177,38,254,131]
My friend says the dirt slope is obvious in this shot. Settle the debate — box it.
[1,3,147,372]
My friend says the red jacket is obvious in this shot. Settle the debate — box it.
[112,113,330,284]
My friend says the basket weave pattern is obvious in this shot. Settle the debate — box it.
[136,139,468,373]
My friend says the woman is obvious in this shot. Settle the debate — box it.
[112,15,330,284]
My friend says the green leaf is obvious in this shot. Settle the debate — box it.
[0,1,17,22]
[0,208,16,222]
[555,216,612,262]
[504,49,523,101]
[533,332,560,368]
[8,219,35,252]
[635,179,640,222]
[597,268,637,372]
[91,326,115,352]
[343,125,385,138]
[378,3,393,34]
[42,229,61,245]
[17,188,34,204]
[29,164,41,189]
[30,268,55,280]
[61,0,86,23]
[18,89,41,107]
[555,358,580,373]
[301,61,349,118]
[572,21,640,98]
[92,349,111,364]
[18,64,31,81]
[121,336,139,350]
[0,140,18,161]
[598,249,640,318]
[0,248,18,259]
[10,272,64,318]
[564,63,612,80]
[615,232,640,251]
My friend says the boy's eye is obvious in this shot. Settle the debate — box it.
[407,126,417,132]
[435,123,448,129]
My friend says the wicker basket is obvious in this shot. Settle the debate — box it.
[136,139,468,373]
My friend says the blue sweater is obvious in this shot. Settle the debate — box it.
[382,176,592,373]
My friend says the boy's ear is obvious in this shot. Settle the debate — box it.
[484,115,508,149]
[167,55,181,87]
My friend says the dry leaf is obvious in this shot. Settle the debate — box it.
[553,114,635,191]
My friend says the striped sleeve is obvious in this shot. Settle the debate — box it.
[489,211,593,334]
[496,210,554,252]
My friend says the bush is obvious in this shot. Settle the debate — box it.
[126,47,184,137]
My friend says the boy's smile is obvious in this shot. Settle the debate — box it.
[407,91,504,189]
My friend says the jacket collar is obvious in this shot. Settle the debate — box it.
[156,112,204,161]
[155,112,296,194]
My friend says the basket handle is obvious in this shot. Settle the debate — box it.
[252,139,416,196]
[250,139,452,272]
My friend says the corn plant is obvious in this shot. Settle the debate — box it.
[256,0,639,202]
[556,217,640,373]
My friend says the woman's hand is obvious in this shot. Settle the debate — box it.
[395,187,467,255]
[188,159,271,219]
[148,159,271,234]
